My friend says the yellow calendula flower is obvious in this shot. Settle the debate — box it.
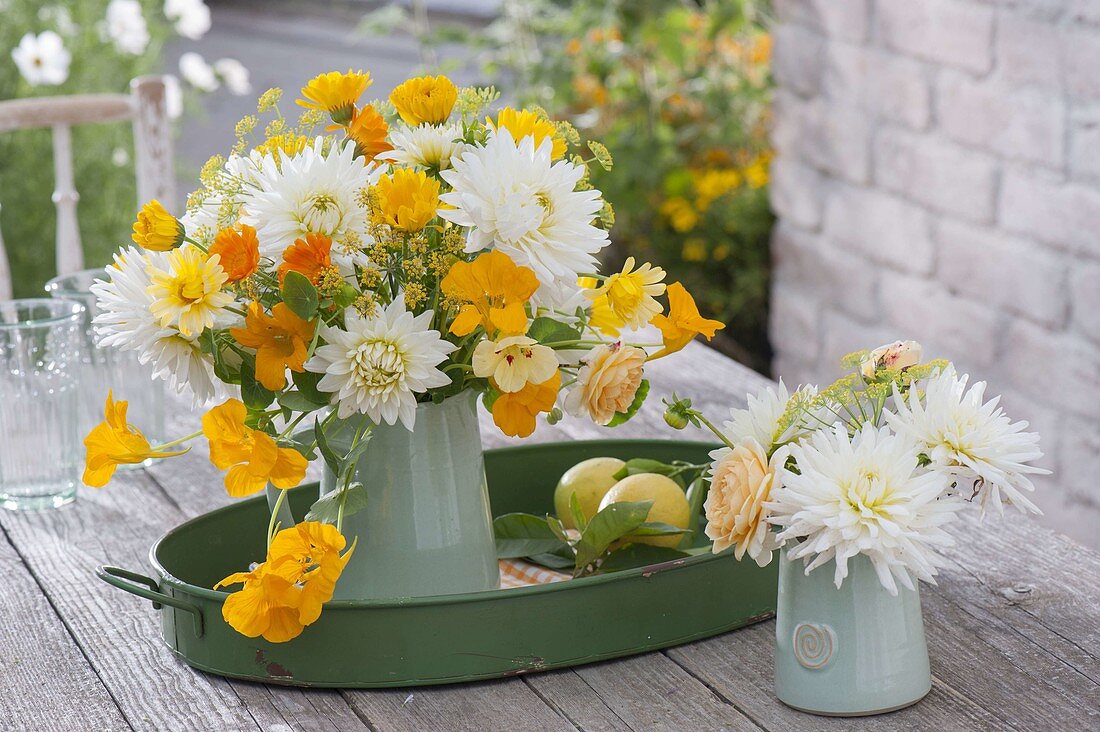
[649,282,725,360]
[442,250,539,337]
[296,69,372,124]
[491,370,561,438]
[389,75,458,126]
[83,391,187,487]
[147,245,234,337]
[372,168,440,232]
[215,521,354,643]
[132,200,184,251]
[202,399,309,497]
[488,107,566,160]
[587,257,666,330]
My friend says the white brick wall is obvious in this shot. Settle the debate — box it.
[768,0,1100,547]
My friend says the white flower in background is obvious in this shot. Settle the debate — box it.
[473,335,558,393]
[768,423,960,596]
[213,58,251,95]
[179,51,218,92]
[163,74,183,118]
[705,437,786,567]
[242,139,381,264]
[861,339,923,380]
[305,300,455,429]
[164,0,212,40]
[886,366,1048,517]
[439,129,610,306]
[111,147,130,167]
[563,342,646,425]
[11,31,71,86]
[39,6,77,36]
[91,248,220,405]
[379,122,463,170]
[104,0,150,56]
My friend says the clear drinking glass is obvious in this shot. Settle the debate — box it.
[46,268,165,451]
[0,299,86,510]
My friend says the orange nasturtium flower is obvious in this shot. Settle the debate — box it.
[389,74,458,126]
[648,282,725,360]
[131,199,184,251]
[201,398,309,497]
[208,224,260,282]
[296,69,372,124]
[230,302,315,391]
[488,107,567,160]
[277,232,332,285]
[490,370,562,439]
[442,251,539,337]
[215,521,354,643]
[347,104,392,163]
[83,391,187,487]
[372,168,441,232]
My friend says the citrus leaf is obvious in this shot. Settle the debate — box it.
[628,521,690,537]
[494,513,569,559]
[574,500,653,569]
[568,491,588,532]
[612,457,678,481]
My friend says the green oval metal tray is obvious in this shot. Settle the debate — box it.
[97,439,777,687]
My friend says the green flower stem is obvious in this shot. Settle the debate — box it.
[267,487,288,549]
[152,430,203,451]
[694,413,738,451]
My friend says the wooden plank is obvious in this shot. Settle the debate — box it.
[665,620,1005,731]
[522,671,635,732]
[0,93,133,133]
[0,530,131,732]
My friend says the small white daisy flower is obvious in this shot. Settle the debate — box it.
[11,31,71,86]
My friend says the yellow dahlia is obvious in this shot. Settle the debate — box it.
[588,257,666,330]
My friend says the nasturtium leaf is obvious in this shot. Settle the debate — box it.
[281,271,319,320]
[291,370,328,405]
[277,391,323,413]
[240,365,274,410]
[305,482,369,524]
[314,419,342,477]
[526,316,580,346]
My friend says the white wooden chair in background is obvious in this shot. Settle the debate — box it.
[0,75,175,300]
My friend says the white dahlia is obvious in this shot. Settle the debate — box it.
[438,130,610,306]
[885,367,1048,517]
[241,139,382,264]
[91,247,220,404]
[305,299,456,429]
[379,122,463,170]
[719,380,818,451]
[768,423,959,595]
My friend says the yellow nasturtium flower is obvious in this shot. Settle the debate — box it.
[442,250,539,337]
[202,399,308,497]
[83,391,187,487]
[372,168,441,232]
[389,75,457,126]
[491,370,561,438]
[131,200,184,251]
[296,69,372,124]
[215,521,354,643]
[649,282,725,360]
[488,107,567,160]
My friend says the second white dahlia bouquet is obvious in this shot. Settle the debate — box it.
[665,340,1049,595]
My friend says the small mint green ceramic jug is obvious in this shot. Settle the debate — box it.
[317,391,500,600]
[774,548,931,716]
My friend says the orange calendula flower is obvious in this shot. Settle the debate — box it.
[372,168,440,232]
[215,521,354,643]
[83,391,187,487]
[230,302,315,391]
[389,75,457,126]
[296,69,372,124]
[442,250,539,337]
[208,224,260,282]
[132,199,184,251]
[491,370,561,438]
[649,282,725,360]
[488,107,566,160]
[347,104,392,163]
[202,398,309,497]
[277,232,332,285]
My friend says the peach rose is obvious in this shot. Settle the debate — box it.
[860,340,922,380]
[704,437,784,567]
[564,342,646,425]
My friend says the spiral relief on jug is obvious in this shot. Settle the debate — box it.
[793,622,835,670]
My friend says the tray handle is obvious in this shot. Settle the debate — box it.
[96,566,204,638]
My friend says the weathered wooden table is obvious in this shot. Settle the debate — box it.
[2,343,1097,731]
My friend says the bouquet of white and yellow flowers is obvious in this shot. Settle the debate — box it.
[81,70,725,641]
[666,340,1048,595]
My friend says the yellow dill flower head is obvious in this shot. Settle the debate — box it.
[132,200,184,251]
[296,69,372,124]
[372,168,441,232]
[256,87,282,113]
[588,257,667,330]
[147,246,234,338]
[389,75,458,126]
[253,132,309,159]
[489,107,566,160]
